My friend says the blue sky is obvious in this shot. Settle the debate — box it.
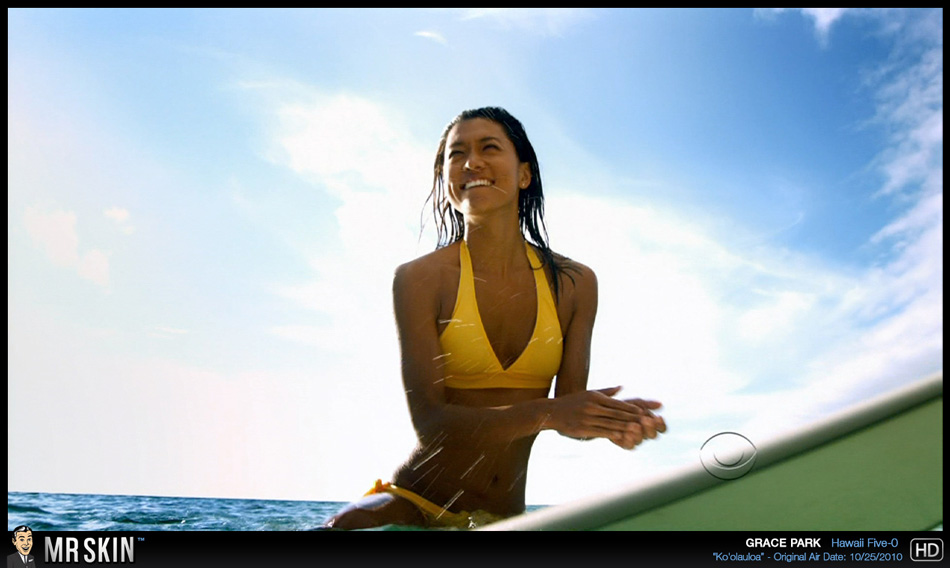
[8,8,942,505]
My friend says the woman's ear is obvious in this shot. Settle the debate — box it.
[519,163,531,189]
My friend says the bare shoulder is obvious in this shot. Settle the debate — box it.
[546,250,597,330]
[552,252,597,301]
[393,243,460,299]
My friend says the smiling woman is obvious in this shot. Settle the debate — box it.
[321,107,667,530]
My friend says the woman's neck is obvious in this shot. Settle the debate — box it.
[463,214,527,276]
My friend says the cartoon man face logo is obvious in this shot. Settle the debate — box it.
[10,526,33,562]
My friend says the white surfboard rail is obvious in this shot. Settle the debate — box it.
[481,372,943,531]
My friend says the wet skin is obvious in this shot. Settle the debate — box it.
[324,117,666,529]
[391,118,555,517]
[393,385,551,517]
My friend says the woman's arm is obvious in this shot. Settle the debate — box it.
[393,258,649,449]
[551,260,666,448]
[552,259,598,399]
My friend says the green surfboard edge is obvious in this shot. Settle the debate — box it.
[482,372,942,531]
[597,395,942,531]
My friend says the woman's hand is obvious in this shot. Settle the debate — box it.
[614,395,666,449]
[623,397,666,436]
[545,386,665,450]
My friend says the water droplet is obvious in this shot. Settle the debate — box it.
[412,446,444,470]
[438,489,465,518]
[459,454,485,479]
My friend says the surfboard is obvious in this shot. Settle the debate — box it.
[481,372,943,531]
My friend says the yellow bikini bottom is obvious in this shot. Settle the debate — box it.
[365,480,506,529]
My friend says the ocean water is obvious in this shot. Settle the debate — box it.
[8,492,343,531]
[11,492,940,533]
[7,492,547,531]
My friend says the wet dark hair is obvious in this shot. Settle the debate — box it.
[424,107,576,301]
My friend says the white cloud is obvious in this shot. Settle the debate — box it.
[256,93,439,497]
[546,194,749,402]
[23,205,111,289]
[76,249,111,289]
[712,8,942,441]
[273,94,430,201]
[104,206,135,234]
[414,30,447,45]
[870,190,941,246]
[801,8,850,43]
[459,8,594,36]
[757,8,854,46]
[736,291,816,341]
[869,43,942,198]
[103,206,130,222]
[23,207,81,268]
[267,95,436,357]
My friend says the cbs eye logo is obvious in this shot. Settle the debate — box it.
[700,432,757,480]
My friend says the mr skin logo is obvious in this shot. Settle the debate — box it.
[43,536,135,565]
[11,523,135,565]
[9,526,37,568]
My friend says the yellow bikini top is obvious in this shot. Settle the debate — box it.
[439,240,563,390]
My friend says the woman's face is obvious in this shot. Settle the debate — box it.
[443,118,531,218]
